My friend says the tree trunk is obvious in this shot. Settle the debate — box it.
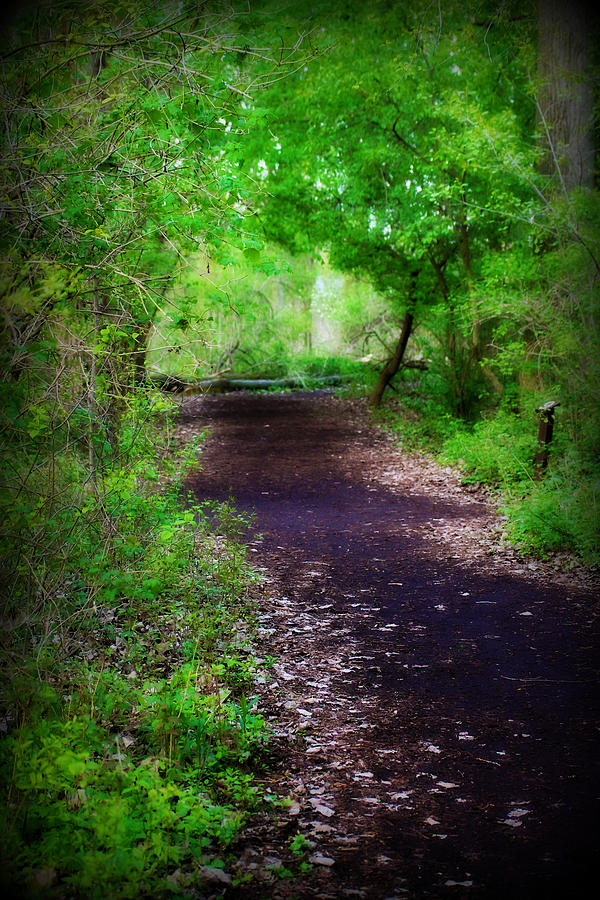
[132,325,151,386]
[368,288,417,408]
[428,248,461,405]
[453,213,503,398]
[87,282,100,490]
[537,0,596,191]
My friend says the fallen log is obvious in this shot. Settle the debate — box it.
[402,359,429,371]
[147,373,189,393]
[148,373,353,394]
[183,375,352,394]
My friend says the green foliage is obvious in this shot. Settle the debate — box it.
[147,247,388,381]
[245,0,542,406]
[380,383,599,563]
[440,410,540,488]
[374,366,461,451]
[1,713,249,898]
[502,457,600,564]
[1,0,599,890]
[376,405,453,453]
[0,372,270,896]
[0,447,271,895]
[289,833,312,855]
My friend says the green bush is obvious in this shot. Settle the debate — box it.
[0,714,246,898]
[503,456,600,564]
[375,386,459,452]
[378,388,599,563]
[440,409,539,489]
[0,388,270,897]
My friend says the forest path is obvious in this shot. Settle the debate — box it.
[181,391,599,900]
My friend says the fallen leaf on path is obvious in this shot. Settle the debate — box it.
[311,823,335,834]
[197,867,232,885]
[508,807,530,818]
[309,854,335,866]
[309,801,335,817]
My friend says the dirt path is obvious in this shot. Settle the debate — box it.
[181,391,599,900]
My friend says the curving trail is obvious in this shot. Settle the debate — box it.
[182,390,599,900]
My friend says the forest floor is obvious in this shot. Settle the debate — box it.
[179,390,599,900]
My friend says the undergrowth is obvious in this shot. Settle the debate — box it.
[376,378,599,566]
[0,391,274,898]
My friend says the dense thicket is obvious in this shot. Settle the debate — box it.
[0,2,308,894]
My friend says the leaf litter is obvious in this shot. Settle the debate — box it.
[181,391,600,899]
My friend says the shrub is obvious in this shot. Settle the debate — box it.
[0,390,270,897]
[503,455,600,564]
[440,409,539,489]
